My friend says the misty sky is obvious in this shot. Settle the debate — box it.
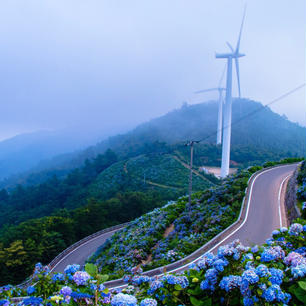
[0,0,304,141]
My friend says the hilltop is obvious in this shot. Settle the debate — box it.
[1,98,304,189]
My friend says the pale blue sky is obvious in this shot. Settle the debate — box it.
[0,0,304,140]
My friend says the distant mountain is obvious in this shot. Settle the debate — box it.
[0,98,304,188]
[0,128,114,182]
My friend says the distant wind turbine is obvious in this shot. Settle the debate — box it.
[195,67,226,145]
[216,8,246,178]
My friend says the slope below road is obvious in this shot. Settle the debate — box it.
[51,164,297,284]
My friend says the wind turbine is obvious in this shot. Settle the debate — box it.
[216,8,246,178]
[195,68,226,145]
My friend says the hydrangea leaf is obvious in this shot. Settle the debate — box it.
[85,263,97,277]
[298,281,306,291]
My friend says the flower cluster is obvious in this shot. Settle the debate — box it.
[90,170,251,279]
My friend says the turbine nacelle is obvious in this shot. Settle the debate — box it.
[215,52,245,59]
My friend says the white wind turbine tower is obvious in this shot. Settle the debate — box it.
[216,9,246,178]
[194,69,226,145]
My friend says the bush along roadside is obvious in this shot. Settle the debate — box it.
[88,158,302,281]
[0,223,306,305]
[297,161,306,219]
[88,166,255,280]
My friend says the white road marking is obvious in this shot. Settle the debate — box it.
[278,174,291,228]
[111,164,295,290]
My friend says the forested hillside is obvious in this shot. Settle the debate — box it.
[1,98,304,189]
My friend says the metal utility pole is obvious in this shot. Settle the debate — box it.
[185,140,199,211]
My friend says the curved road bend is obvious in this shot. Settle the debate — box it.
[168,163,297,276]
[209,163,296,250]
[51,229,121,273]
[51,164,297,277]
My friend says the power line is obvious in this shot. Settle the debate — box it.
[195,83,306,144]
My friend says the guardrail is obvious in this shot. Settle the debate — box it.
[18,222,130,288]
[17,163,298,290]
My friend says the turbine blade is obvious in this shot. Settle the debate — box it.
[235,58,241,98]
[236,6,247,53]
[194,88,219,94]
[226,42,234,53]
[218,63,227,88]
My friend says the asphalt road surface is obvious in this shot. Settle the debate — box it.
[207,163,296,252]
[51,228,121,273]
[51,164,297,280]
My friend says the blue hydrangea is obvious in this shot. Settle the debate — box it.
[26,286,35,295]
[251,245,259,253]
[140,298,158,306]
[147,280,163,294]
[260,246,285,262]
[64,264,80,275]
[213,258,229,272]
[288,223,303,236]
[280,227,288,233]
[291,264,306,278]
[70,292,94,300]
[262,285,291,304]
[111,293,138,306]
[241,269,259,285]
[219,275,242,292]
[271,230,279,236]
[21,297,43,305]
[255,264,270,277]
[243,297,254,306]
[200,268,218,291]
[0,300,9,306]
[269,268,283,285]
[51,273,65,282]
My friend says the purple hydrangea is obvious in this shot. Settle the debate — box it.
[72,271,91,286]
[288,223,303,236]
[60,286,72,297]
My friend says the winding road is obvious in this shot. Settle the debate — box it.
[50,163,297,287]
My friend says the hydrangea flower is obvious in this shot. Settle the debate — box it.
[241,269,259,285]
[147,280,163,294]
[60,286,72,297]
[288,223,303,236]
[260,246,285,262]
[21,297,43,305]
[284,252,306,267]
[200,268,218,291]
[64,264,80,275]
[51,273,65,282]
[255,264,270,277]
[26,286,35,295]
[111,293,138,306]
[269,268,283,285]
[219,275,242,292]
[72,271,91,286]
[291,264,306,278]
[140,298,158,306]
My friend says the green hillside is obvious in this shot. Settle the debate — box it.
[1,98,304,189]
